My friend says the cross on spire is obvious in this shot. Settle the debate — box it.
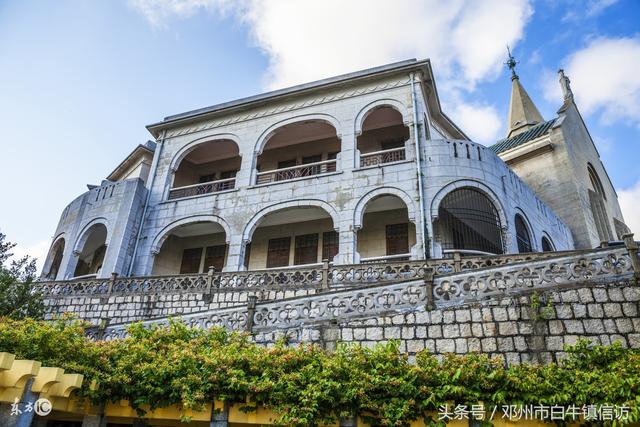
[505,46,518,80]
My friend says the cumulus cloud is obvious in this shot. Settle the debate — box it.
[129,0,533,141]
[544,37,640,127]
[618,180,640,237]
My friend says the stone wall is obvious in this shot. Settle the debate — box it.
[253,283,640,364]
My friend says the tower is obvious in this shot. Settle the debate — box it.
[491,51,630,249]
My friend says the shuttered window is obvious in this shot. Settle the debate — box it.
[204,245,226,271]
[294,233,319,265]
[386,223,409,255]
[322,231,339,262]
[180,247,203,274]
[267,237,291,268]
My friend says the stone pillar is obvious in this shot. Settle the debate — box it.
[623,233,640,284]
[236,151,256,188]
[0,379,38,427]
[334,227,358,265]
[225,235,248,272]
[211,401,230,427]
[339,131,356,172]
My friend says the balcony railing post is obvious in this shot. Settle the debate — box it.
[623,233,640,284]
[321,259,330,291]
[246,295,258,333]
[453,252,462,273]
[423,269,435,311]
[207,266,216,292]
[108,272,118,294]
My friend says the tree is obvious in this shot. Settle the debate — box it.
[0,232,44,319]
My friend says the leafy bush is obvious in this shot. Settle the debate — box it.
[0,317,638,426]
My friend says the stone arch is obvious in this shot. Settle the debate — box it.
[253,114,342,156]
[73,218,110,254]
[353,187,417,230]
[42,233,66,280]
[430,180,508,229]
[541,232,555,252]
[150,214,232,255]
[169,133,243,173]
[354,99,411,136]
[241,199,341,243]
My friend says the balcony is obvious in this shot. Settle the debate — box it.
[256,158,337,185]
[168,177,235,200]
[359,146,406,167]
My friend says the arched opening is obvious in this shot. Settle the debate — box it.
[256,120,341,184]
[245,206,337,269]
[541,235,554,252]
[357,195,415,262]
[153,221,228,275]
[169,139,241,199]
[73,224,107,278]
[44,238,65,280]
[587,163,613,242]
[436,188,503,256]
[515,214,533,253]
[357,106,409,167]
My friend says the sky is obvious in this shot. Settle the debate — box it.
[0,0,639,270]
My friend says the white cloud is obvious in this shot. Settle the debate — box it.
[543,37,640,127]
[129,0,533,143]
[618,180,640,237]
[562,0,618,22]
[447,101,502,144]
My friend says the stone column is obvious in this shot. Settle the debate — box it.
[225,234,247,272]
[339,131,357,172]
[0,379,37,427]
[334,227,358,265]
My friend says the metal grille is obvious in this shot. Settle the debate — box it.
[437,188,503,255]
[515,214,533,253]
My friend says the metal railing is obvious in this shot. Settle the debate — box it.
[360,253,411,264]
[359,147,406,167]
[168,177,235,200]
[256,159,337,184]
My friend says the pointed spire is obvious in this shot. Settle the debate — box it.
[505,48,545,138]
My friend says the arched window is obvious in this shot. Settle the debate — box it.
[587,164,613,241]
[515,214,533,253]
[45,238,65,280]
[541,236,554,252]
[437,188,503,255]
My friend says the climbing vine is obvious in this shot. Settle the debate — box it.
[0,317,638,426]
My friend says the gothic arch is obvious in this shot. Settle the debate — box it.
[241,199,341,243]
[514,208,535,253]
[354,99,411,136]
[42,233,66,279]
[353,187,417,230]
[151,215,232,255]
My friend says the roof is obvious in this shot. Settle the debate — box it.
[146,59,469,141]
[506,76,545,138]
[490,118,557,154]
[106,141,156,181]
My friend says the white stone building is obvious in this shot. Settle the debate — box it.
[40,58,628,280]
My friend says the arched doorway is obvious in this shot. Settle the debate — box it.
[169,139,241,200]
[357,194,416,262]
[357,106,409,167]
[436,188,503,256]
[244,205,337,269]
[255,120,341,184]
[73,224,107,277]
[153,221,228,274]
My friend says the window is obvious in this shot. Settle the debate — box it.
[515,214,533,253]
[381,138,405,150]
[437,188,503,254]
[322,231,339,262]
[541,236,554,252]
[589,190,613,241]
[277,159,297,169]
[302,155,321,164]
[243,242,251,269]
[588,164,606,199]
[267,237,291,268]
[294,233,319,265]
[326,152,338,172]
[180,247,203,274]
[199,174,216,183]
[220,170,237,179]
[386,223,409,255]
[204,245,226,271]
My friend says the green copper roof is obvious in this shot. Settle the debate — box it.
[490,118,556,154]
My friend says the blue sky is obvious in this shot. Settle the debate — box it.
[1,0,639,268]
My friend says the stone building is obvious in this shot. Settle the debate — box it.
[42,57,619,281]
